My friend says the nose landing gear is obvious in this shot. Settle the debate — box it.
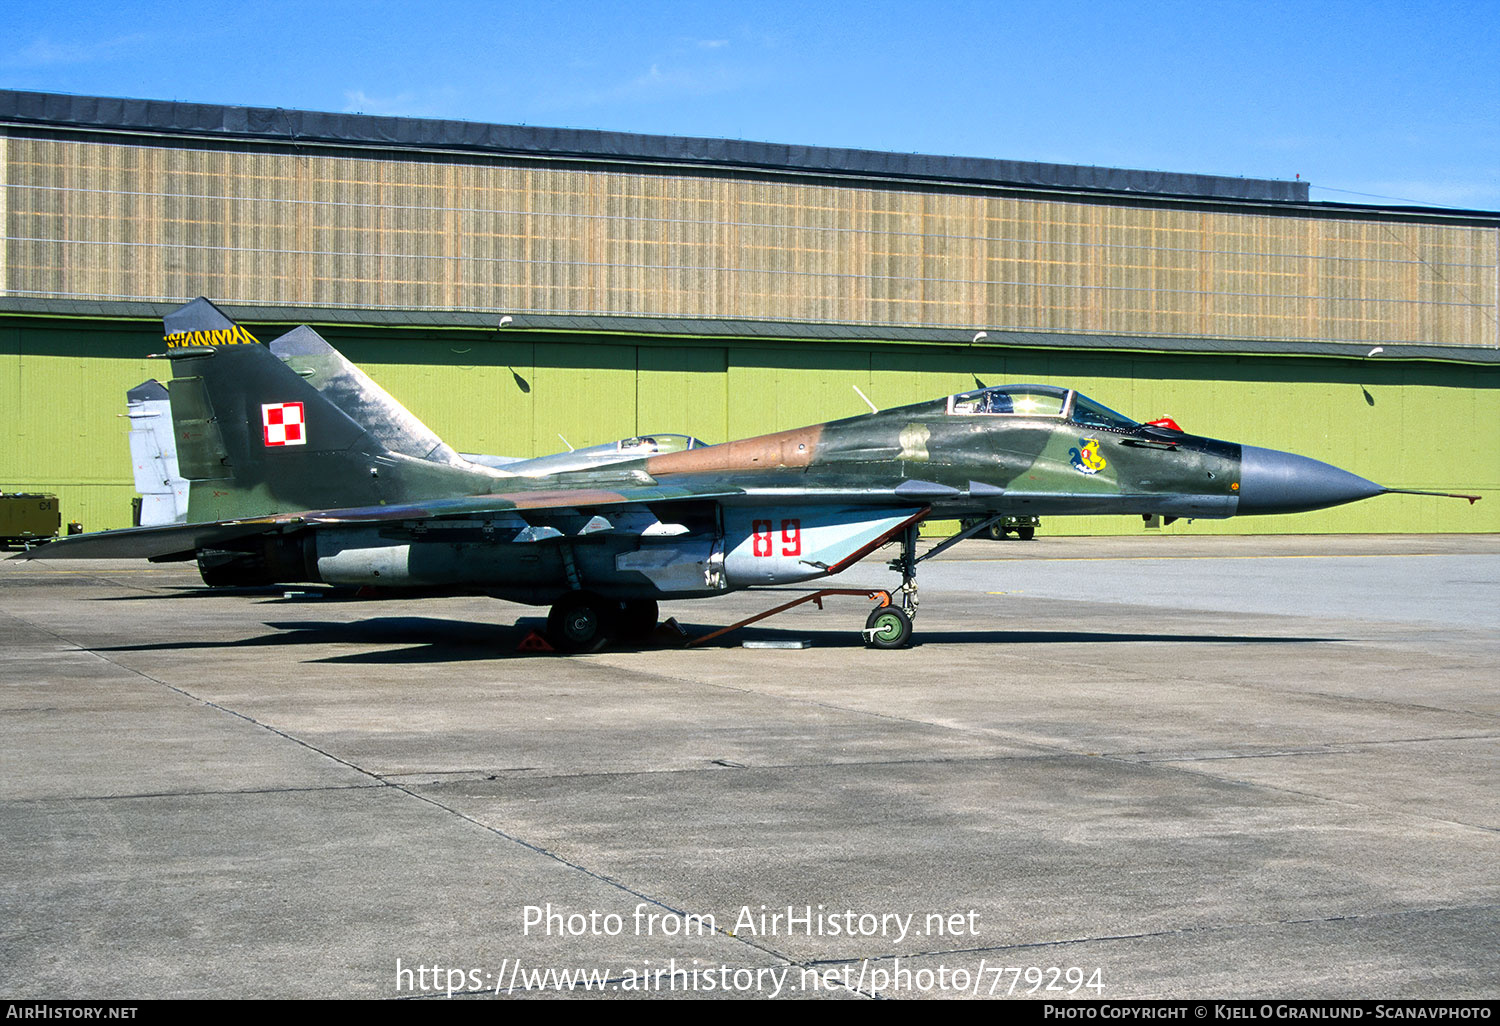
[862,521,921,649]
[861,513,1018,649]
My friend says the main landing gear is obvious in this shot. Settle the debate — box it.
[545,592,660,653]
[543,516,1000,652]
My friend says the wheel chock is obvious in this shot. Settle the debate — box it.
[516,630,556,653]
[654,617,690,642]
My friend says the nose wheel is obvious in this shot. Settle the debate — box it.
[862,605,913,649]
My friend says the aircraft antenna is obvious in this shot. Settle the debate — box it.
[852,385,879,414]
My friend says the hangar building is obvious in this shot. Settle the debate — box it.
[1,89,1496,534]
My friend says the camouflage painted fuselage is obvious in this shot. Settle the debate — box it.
[25,329,1387,607]
[634,396,1242,522]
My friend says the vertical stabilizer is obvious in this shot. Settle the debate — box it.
[158,299,497,522]
[268,325,468,467]
[162,297,261,350]
[125,380,188,525]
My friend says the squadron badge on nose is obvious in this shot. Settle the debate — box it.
[1070,437,1106,475]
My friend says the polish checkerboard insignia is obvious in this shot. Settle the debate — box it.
[261,402,306,447]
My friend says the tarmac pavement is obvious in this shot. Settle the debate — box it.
[2,534,1496,999]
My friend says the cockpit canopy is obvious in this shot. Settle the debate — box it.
[615,434,704,455]
[465,432,709,478]
[946,385,1139,432]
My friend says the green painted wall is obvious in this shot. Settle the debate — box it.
[0,321,161,534]
[3,315,1496,536]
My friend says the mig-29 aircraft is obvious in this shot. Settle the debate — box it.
[18,299,1475,651]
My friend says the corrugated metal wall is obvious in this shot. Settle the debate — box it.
[4,318,1494,535]
[5,135,1496,349]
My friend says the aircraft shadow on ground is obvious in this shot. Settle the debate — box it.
[689,627,1341,649]
[94,617,538,664]
[93,585,469,602]
[90,615,1342,664]
[95,586,291,601]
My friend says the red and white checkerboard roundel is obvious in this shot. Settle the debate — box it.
[261,402,307,447]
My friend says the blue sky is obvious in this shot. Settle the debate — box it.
[3,0,1496,210]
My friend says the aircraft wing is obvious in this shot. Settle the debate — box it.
[8,517,308,560]
[12,479,752,561]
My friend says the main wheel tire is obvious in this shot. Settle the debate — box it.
[546,591,615,653]
[614,598,659,640]
[863,605,913,649]
[1016,526,1036,540]
[986,523,1006,541]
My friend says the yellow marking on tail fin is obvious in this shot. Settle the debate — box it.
[163,324,261,349]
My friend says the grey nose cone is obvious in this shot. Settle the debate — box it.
[1237,445,1385,515]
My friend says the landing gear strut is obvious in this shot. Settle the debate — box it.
[863,522,921,649]
[892,522,920,620]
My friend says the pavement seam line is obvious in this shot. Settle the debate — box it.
[5,607,390,785]
[7,783,389,803]
[5,607,803,970]
[1132,756,1500,836]
[588,658,1077,757]
[1128,731,1500,762]
[799,899,1500,965]
[375,779,804,968]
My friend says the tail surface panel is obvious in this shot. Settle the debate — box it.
[159,301,497,522]
[125,380,188,526]
[269,326,469,467]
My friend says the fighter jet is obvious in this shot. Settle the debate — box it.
[18,299,1476,651]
